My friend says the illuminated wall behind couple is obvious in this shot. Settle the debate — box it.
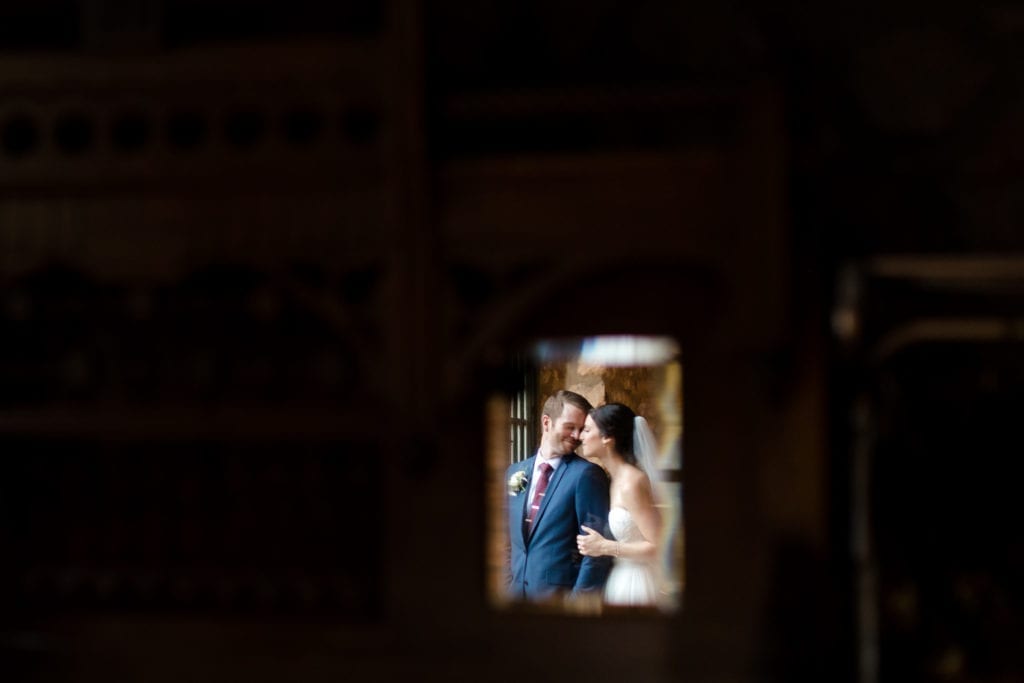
[540,358,683,450]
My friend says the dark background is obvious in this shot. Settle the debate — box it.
[1,1,1021,681]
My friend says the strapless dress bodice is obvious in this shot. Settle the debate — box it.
[609,506,644,543]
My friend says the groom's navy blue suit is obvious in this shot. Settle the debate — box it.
[505,452,611,601]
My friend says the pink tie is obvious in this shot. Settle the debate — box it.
[526,463,553,530]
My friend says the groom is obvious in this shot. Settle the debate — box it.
[505,390,611,603]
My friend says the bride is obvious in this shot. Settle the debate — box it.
[576,402,665,607]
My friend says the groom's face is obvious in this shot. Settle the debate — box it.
[543,404,587,457]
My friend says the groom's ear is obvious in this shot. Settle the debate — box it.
[540,414,551,433]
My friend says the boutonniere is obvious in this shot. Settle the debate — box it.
[508,470,529,496]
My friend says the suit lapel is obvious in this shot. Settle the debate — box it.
[515,457,535,546]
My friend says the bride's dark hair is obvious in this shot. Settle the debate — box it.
[590,402,637,465]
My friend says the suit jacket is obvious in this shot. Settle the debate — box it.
[505,452,611,601]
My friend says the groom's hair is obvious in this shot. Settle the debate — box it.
[541,390,593,422]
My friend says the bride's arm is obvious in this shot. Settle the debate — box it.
[578,475,661,561]
[618,475,661,560]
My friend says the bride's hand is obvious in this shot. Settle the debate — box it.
[577,525,607,557]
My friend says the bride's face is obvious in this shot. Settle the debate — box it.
[579,415,605,462]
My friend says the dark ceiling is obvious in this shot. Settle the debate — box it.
[2,0,1022,259]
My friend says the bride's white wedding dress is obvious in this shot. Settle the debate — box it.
[604,506,661,606]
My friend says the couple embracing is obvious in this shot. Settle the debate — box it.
[504,389,664,608]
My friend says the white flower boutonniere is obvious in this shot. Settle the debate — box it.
[508,470,528,496]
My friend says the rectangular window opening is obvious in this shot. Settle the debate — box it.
[487,335,684,615]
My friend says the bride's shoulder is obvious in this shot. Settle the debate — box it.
[620,464,654,495]
[621,462,649,483]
